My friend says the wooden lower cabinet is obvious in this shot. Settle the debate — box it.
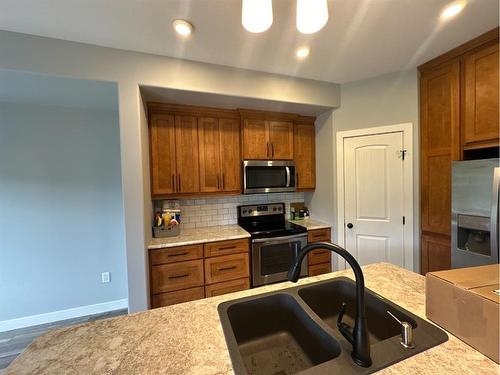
[205,278,250,298]
[204,253,250,285]
[309,263,332,276]
[150,259,204,294]
[204,239,249,257]
[149,239,251,309]
[307,228,332,276]
[152,287,205,308]
[421,233,451,275]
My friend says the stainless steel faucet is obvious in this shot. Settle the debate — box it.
[287,242,372,368]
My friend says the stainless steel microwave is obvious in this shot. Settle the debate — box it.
[243,160,296,194]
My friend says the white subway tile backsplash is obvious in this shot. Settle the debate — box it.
[154,192,305,228]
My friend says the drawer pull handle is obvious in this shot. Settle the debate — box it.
[169,273,189,279]
[219,246,237,250]
[219,266,237,272]
[168,252,189,257]
[315,251,327,255]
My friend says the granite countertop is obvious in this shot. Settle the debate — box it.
[148,225,250,249]
[288,218,331,230]
[5,263,499,375]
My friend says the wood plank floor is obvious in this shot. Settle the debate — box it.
[0,309,127,373]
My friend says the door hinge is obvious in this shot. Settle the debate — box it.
[400,149,407,160]
[403,216,406,225]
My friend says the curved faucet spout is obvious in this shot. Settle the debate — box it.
[287,241,372,368]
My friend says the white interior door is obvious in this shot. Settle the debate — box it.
[342,132,405,268]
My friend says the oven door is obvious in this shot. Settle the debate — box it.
[251,234,308,287]
[243,160,296,194]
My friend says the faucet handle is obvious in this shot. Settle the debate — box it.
[387,311,415,349]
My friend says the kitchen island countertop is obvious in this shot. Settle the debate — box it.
[5,263,499,374]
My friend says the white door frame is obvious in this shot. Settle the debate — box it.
[336,123,414,271]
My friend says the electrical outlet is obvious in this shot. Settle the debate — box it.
[101,272,110,283]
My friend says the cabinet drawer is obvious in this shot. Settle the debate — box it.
[308,249,331,265]
[151,286,205,309]
[308,228,331,243]
[204,239,249,258]
[149,244,203,265]
[151,287,205,308]
[205,278,250,298]
[308,262,331,276]
[151,259,204,294]
[204,253,250,285]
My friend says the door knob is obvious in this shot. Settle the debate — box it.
[346,223,354,229]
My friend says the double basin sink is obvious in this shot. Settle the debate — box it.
[218,277,448,374]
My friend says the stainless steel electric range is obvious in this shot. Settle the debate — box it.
[237,202,308,287]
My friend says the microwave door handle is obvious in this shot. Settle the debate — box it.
[285,166,291,187]
[490,167,500,262]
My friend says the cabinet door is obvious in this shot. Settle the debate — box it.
[420,61,460,236]
[242,119,268,159]
[294,123,315,189]
[219,118,241,191]
[175,116,200,193]
[463,42,499,147]
[421,234,451,275]
[268,121,293,160]
[150,114,176,195]
[198,117,221,192]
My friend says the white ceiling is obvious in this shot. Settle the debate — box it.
[0,0,498,84]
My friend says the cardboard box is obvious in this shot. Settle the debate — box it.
[426,264,499,363]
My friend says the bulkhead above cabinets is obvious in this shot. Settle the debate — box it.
[147,103,317,198]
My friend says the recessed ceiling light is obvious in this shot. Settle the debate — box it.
[296,0,329,34]
[242,0,273,33]
[172,19,193,36]
[296,47,310,59]
[441,1,467,20]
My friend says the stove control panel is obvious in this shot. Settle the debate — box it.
[238,203,284,217]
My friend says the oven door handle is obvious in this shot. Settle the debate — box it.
[285,166,291,188]
[252,233,308,243]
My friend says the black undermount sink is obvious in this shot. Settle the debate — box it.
[218,277,448,375]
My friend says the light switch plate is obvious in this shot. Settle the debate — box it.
[101,272,110,283]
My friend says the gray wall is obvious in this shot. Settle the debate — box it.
[0,30,341,312]
[0,101,127,321]
[306,69,420,271]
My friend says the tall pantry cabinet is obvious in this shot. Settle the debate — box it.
[419,28,499,274]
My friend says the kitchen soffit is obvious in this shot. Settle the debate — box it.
[0,0,497,84]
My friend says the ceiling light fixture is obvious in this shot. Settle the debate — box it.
[441,0,467,20]
[296,47,310,59]
[242,0,273,33]
[296,0,329,34]
[173,19,193,36]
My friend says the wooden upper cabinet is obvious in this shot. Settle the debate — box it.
[199,117,241,193]
[268,121,293,159]
[175,116,200,193]
[242,119,294,160]
[219,118,241,192]
[420,60,460,235]
[242,119,268,159]
[463,41,499,148]
[198,117,221,192]
[294,121,315,190]
[150,114,176,195]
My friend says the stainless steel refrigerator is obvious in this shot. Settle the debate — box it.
[451,158,500,268]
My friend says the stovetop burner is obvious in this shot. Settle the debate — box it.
[237,203,307,239]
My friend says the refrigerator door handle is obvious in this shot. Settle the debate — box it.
[490,167,500,263]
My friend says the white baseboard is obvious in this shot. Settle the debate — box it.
[0,299,128,332]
